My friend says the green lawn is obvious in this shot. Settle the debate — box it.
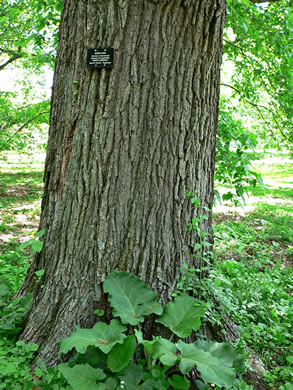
[0,153,44,254]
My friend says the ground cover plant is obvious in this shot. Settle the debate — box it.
[212,152,293,389]
[0,151,292,389]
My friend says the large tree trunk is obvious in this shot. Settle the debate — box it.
[18,0,226,366]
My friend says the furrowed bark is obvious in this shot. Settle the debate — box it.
[17,0,226,366]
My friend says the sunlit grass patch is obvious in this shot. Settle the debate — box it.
[247,202,293,246]
[247,184,293,199]
[255,163,293,179]
[246,160,293,199]
[0,154,44,252]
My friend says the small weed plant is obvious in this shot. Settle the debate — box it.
[0,234,44,389]
[0,277,37,389]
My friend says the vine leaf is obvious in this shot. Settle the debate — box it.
[58,363,106,390]
[177,340,236,387]
[58,319,127,355]
[103,271,163,325]
[107,335,136,373]
[156,293,205,337]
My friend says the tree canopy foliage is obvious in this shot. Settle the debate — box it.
[0,0,61,70]
[225,0,292,149]
[216,0,292,203]
[0,0,61,155]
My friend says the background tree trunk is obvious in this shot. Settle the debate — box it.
[18,0,226,366]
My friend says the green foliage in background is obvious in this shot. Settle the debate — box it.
[0,93,49,154]
[0,232,45,389]
[224,0,292,151]
[212,205,293,389]
[0,339,38,390]
[0,0,61,71]
[216,98,263,205]
[0,0,60,154]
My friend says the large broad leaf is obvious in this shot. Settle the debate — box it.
[58,363,106,390]
[135,330,178,367]
[119,363,143,390]
[194,339,246,374]
[168,375,189,390]
[152,338,178,366]
[107,335,136,372]
[58,319,127,355]
[104,377,118,389]
[103,271,163,325]
[177,340,236,387]
[156,293,205,337]
[140,380,157,389]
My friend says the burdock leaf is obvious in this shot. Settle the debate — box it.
[177,340,236,387]
[194,339,246,374]
[152,338,178,366]
[58,319,127,355]
[107,335,136,372]
[58,363,106,389]
[103,271,163,325]
[119,363,143,389]
[156,293,205,337]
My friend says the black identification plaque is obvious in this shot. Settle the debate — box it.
[87,48,114,69]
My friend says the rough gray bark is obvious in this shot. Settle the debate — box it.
[18,0,226,366]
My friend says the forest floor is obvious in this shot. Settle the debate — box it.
[213,151,293,388]
[0,150,292,389]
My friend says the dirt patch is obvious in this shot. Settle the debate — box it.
[213,212,245,224]
[1,185,41,198]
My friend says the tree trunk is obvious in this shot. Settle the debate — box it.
[18,0,226,366]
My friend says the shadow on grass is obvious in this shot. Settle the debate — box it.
[0,171,43,208]
[0,171,43,186]
[247,185,293,199]
[247,202,293,245]
[259,164,293,179]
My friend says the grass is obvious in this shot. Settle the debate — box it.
[0,153,44,255]
[247,160,293,199]
[0,150,292,389]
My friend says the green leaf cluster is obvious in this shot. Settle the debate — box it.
[0,278,32,336]
[0,338,38,390]
[34,271,244,389]
[216,98,263,206]
[0,0,61,71]
[0,95,50,155]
